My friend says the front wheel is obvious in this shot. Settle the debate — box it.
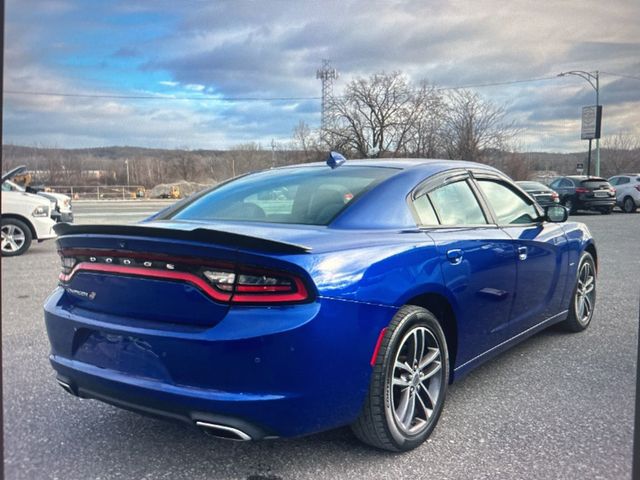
[562,252,596,332]
[351,305,449,451]
[1,218,33,257]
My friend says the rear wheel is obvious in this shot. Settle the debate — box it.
[351,305,449,452]
[1,218,32,257]
[563,198,575,214]
[623,196,637,213]
[562,252,596,332]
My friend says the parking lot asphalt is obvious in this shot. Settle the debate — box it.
[2,207,639,480]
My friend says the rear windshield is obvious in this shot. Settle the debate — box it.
[169,166,397,225]
[581,178,611,189]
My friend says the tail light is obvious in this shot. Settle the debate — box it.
[58,249,310,304]
[551,191,559,202]
[201,267,308,303]
[575,187,589,194]
[635,185,640,193]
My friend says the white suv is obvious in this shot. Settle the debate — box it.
[1,167,57,256]
[608,174,640,213]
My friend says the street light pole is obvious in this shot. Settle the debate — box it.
[125,159,130,192]
[558,70,600,176]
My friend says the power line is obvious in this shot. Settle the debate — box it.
[600,71,640,81]
[3,90,321,102]
[437,75,559,91]
[3,75,569,103]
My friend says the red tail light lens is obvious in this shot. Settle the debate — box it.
[635,185,640,193]
[59,249,311,304]
[201,268,308,302]
[575,187,589,194]
[551,192,559,199]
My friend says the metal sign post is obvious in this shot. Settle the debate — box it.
[581,105,602,177]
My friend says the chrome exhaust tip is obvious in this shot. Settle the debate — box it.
[195,421,252,441]
[57,379,76,396]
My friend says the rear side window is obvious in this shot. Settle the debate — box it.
[477,180,539,225]
[413,195,439,225]
[616,177,630,185]
[560,179,573,187]
[428,180,487,225]
[169,166,397,225]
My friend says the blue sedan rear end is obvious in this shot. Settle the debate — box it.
[44,159,597,451]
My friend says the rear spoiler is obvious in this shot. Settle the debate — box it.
[53,223,311,254]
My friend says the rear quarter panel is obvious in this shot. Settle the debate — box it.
[561,221,596,304]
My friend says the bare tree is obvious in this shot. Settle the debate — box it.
[404,83,446,158]
[601,132,640,177]
[441,90,517,162]
[326,72,433,158]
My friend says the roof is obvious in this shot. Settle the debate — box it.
[280,158,498,173]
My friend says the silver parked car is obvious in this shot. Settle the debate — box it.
[608,174,640,213]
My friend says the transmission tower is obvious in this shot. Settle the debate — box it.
[316,59,338,132]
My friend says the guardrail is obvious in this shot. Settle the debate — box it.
[46,185,146,200]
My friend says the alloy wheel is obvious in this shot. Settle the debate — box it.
[574,260,595,325]
[389,326,442,435]
[1,224,26,253]
[624,197,635,213]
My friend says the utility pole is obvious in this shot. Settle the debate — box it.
[558,70,601,175]
[271,139,276,167]
[316,59,338,136]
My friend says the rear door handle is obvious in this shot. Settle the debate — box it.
[446,249,464,265]
[517,246,528,261]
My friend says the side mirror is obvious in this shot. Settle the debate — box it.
[545,205,569,223]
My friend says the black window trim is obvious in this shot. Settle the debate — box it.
[407,169,497,229]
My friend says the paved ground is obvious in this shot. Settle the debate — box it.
[2,207,638,480]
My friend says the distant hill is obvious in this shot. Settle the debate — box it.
[2,144,638,187]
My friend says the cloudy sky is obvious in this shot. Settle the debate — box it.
[3,0,640,151]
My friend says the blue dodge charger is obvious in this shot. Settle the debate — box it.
[44,157,597,451]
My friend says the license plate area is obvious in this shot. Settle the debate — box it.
[594,191,608,197]
[73,330,172,382]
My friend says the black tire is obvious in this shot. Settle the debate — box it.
[351,305,449,452]
[1,218,33,257]
[562,252,596,332]
[622,196,637,213]
[563,197,576,214]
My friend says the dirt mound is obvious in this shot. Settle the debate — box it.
[149,180,215,199]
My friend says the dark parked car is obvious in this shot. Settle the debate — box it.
[516,181,559,207]
[549,176,616,214]
[45,158,597,452]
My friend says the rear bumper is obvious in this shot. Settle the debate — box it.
[52,357,278,439]
[44,288,395,437]
[577,198,616,209]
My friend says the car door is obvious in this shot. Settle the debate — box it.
[552,177,573,203]
[411,171,518,367]
[471,173,569,334]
